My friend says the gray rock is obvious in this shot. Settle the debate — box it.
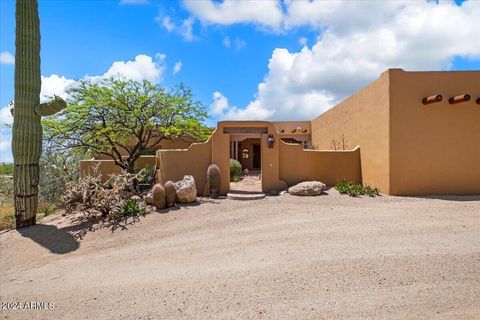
[144,192,154,205]
[130,195,142,201]
[175,175,197,203]
[288,181,326,196]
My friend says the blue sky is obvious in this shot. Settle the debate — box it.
[1,0,479,162]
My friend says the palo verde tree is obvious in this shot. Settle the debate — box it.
[43,77,210,173]
[13,0,66,228]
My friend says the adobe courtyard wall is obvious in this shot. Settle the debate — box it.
[311,70,391,193]
[389,69,480,195]
[156,139,212,196]
[279,142,361,186]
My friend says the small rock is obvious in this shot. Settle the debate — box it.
[144,192,154,205]
[130,195,141,201]
[288,181,326,196]
[175,175,197,203]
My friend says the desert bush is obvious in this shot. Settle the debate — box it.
[61,166,149,218]
[207,164,221,198]
[110,199,146,220]
[364,185,380,197]
[230,159,242,182]
[38,147,84,205]
[335,181,380,197]
[135,165,155,186]
[152,183,166,209]
[0,163,13,175]
[164,181,176,207]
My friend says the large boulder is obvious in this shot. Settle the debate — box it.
[288,181,326,196]
[175,175,197,203]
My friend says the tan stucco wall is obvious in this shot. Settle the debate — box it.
[389,69,480,195]
[311,70,391,193]
[80,155,156,181]
[93,140,193,159]
[279,142,361,186]
[272,121,311,134]
[156,139,212,196]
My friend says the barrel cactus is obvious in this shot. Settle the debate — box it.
[164,181,176,207]
[207,164,220,198]
[13,0,66,228]
[151,183,166,209]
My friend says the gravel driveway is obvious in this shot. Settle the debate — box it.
[1,190,479,319]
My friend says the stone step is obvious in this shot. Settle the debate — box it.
[227,192,266,200]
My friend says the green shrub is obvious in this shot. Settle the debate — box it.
[335,181,380,197]
[230,159,242,182]
[0,163,13,175]
[364,185,380,197]
[112,199,146,220]
[136,165,155,185]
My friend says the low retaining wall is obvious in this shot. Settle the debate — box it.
[156,140,212,196]
[279,141,362,187]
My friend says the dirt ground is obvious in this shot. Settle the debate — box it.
[1,190,479,320]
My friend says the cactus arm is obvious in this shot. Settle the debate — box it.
[35,95,66,116]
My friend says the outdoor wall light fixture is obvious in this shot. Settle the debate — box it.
[278,129,285,133]
[476,97,480,105]
[422,94,442,105]
[267,134,275,148]
[302,128,308,133]
[291,129,297,133]
[449,94,471,104]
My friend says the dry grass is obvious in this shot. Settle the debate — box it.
[0,175,57,231]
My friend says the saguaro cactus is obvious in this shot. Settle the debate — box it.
[13,0,66,228]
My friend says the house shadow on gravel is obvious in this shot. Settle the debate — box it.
[414,195,480,202]
[18,224,80,254]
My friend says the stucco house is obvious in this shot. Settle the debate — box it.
[82,69,480,196]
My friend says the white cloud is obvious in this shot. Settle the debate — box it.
[211,0,480,121]
[162,16,175,32]
[223,36,246,50]
[179,17,197,41]
[119,0,148,5]
[235,37,246,50]
[173,60,182,75]
[223,36,231,48]
[0,104,13,126]
[210,91,229,116]
[103,54,166,84]
[0,51,14,65]
[183,0,283,29]
[209,91,274,120]
[298,37,307,47]
[39,54,167,102]
[0,130,12,152]
[40,74,76,101]
[157,14,198,41]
